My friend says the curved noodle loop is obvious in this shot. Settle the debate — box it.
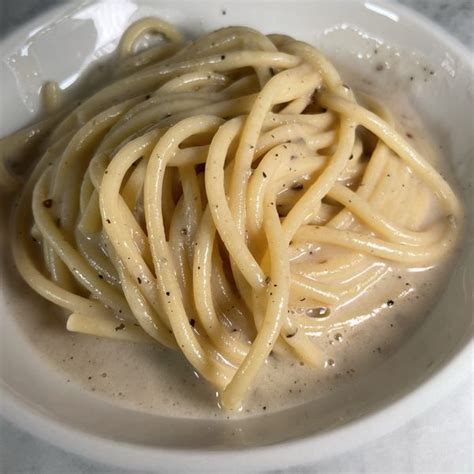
[0,18,461,409]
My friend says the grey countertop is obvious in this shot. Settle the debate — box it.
[0,1,473,473]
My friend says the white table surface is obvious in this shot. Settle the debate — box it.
[0,1,473,473]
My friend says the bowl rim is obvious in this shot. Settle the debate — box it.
[0,0,473,471]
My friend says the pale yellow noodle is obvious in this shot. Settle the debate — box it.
[0,17,462,410]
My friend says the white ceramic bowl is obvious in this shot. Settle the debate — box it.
[0,1,472,471]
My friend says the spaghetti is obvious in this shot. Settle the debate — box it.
[0,18,462,409]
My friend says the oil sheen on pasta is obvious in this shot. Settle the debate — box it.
[0,18,463,416]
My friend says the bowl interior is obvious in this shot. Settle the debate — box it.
[0,0,472,461]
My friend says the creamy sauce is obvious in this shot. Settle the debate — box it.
[4,240,459,419]
[2,33,464,420]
